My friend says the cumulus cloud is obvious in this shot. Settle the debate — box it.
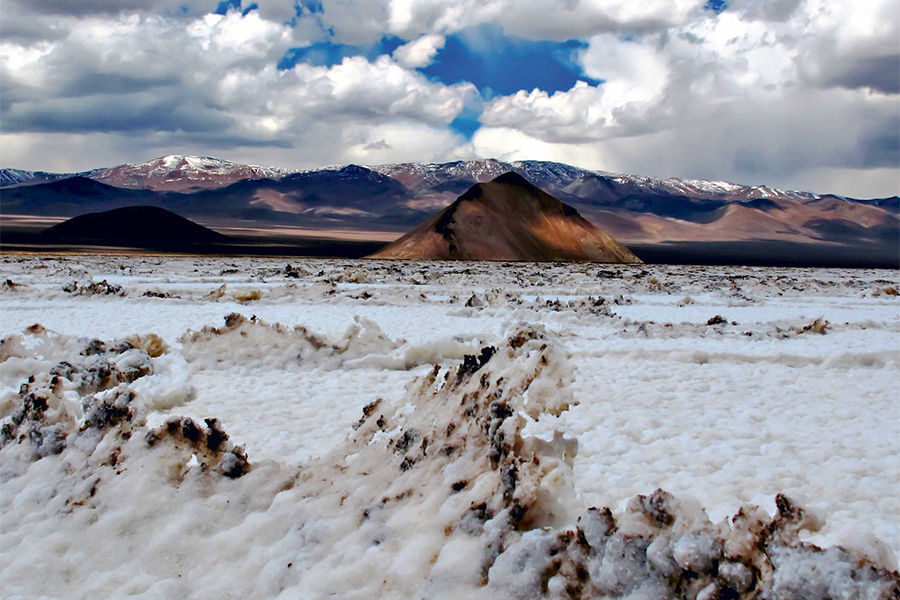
[477,30,669,143]
[473,1,900,196]
[471,126,611,168]
[726,0,803,22]
[393,34,445,68]
[480,83,605,144]
[196,0,707,47]
[382,0,704,41]
[220,56,476,129]
[1,12,294,138]
[791,1,900,94]
[0,8,476,171]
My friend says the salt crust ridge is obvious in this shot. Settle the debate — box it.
[179,313,474,372]
[1,318,898,599]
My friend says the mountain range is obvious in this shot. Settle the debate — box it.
[2,154,897,266]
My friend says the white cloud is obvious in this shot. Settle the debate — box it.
[471,126,612,168]
[478,33,670,142]
[0,40,55,89]
[497,0,702,40]
[0,9,476,172]
[726,0,803,22]
[186,12,292,58]
[470,2,899,196]
[392,34,445,68]
[211,55,476,132]
[471,90,900,198]
[791,0,900,94]
[480,82,607,143]
[342,120,467,163]
[259,0,705,45]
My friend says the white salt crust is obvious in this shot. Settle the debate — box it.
[1,256,898,598]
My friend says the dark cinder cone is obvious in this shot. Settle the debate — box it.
[42,206,229,245]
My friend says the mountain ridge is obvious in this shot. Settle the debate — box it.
[2,156,897,260]
[5,154,894,202]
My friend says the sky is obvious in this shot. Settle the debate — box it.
[1,0,898,198]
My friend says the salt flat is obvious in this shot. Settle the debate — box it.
[1,255,898,599]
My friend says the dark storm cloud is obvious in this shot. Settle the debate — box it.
[0,15,71,43]
[860,117,900,169]
[55,73,182,99]
[826,55,900,95]
[159,129,294,148]
[728,0,802,22]
[3,93,233,134]
[5,0,218,16]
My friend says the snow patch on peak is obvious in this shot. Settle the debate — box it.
[148,155,239,171]
[603,172,821,202]
[85,155,293,190]
[161,154,184,169]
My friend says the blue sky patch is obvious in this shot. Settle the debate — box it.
[449,115,481,139]
[214,0,258,16]
[704,0,728,14]
[420,25,599,98]
[449,101,484,139]
[298,0,323,14]
[277,37,404,70]
[285,1,323,26]
[214,0,241,15]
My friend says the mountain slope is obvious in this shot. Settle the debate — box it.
[370,172,640,262]
[0,176,169,216]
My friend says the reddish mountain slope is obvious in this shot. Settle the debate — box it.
[370,173,640,262]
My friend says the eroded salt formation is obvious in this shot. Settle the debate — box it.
[1,319,897,599]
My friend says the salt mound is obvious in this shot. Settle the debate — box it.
[179,312,474,371]
[179,312,399,370]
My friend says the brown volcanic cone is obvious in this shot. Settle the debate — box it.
[370,172,641,262]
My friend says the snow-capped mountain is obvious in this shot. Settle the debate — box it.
[86,155,291,191]
[0,169,39,187]
[609,173,817,202]
[0,155,292,192]
[371,159,819,204]
[0,154,852,203]
[371,159,511,190]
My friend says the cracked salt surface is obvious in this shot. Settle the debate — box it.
[1,256,898,598]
